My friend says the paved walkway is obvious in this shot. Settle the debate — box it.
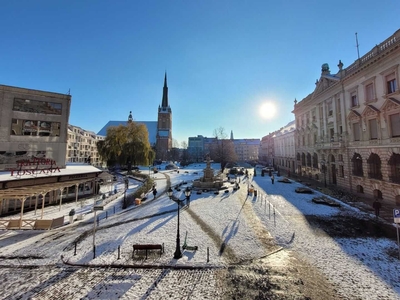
[280,172,397,225]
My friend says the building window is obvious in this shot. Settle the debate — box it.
[390,113,400,137]
[386,73,397,94]
[339,165,344,178]
[13,98,62,115]
[365,83,375,102]
[351,92,358,107]
[11,119,61,137]
[327,102,333,116]
[369,119,378,140]
[313,153,318,168]
[367,153,382,180]
[388,153,400,183]
[353,122,361,141]
[307,153,311,167]
[351,153,363,177]
[301,153,306,165]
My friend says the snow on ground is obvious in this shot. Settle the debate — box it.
[0,163,400,299]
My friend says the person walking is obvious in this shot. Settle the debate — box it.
[152,188,157,199]
[271,174,275,184]
[373,199,381,218]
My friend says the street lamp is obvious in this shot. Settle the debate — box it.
[167,186,187,259]
[184,187,191,207]
[123,177,129,208]
[320,160,327,187]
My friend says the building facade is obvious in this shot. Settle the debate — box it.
[67,124,105,167]
[0,84,71,171]
[156,73,173,160]
[293,28,400,204]
[273,121,296,175]
[259,131,278,167]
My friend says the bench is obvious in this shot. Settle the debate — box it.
[132,243,164,259]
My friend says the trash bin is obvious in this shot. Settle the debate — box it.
[135,198,141,205]
[254,190,258,197]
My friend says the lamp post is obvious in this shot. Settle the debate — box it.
[185,187,191,207]
[123,177,129,208]
[320,160,327,187]
[168,186,190,259]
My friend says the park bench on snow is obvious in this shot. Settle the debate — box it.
[132,243,164,259]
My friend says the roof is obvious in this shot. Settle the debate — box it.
[97,121,158,145]
[0,164,102,200]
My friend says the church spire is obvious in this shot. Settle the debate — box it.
[161,72,168,108]
[128,111,133,123]
[230,130,234,140]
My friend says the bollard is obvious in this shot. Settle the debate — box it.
[106,211,108,219]
[273,207,276,226]
[269,202,271,219]
[93,245,96,259]
[97,215,99,224]
[118,245,120,260]
[114,206,116,214]
[207,247,209,263]
[74,242,77,256]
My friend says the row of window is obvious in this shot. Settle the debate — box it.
[297,112,400,145]
[13,98,62,115]
[11,119,61,137]
[350,72,397,107]
[297,71,398,126]
[296,152,400,183]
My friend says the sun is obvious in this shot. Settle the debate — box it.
[259,101,277,119]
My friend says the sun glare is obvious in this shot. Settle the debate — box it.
[259,102,277,119]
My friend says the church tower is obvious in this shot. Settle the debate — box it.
[156,72,172,160]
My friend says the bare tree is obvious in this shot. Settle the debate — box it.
[210,127,237,172]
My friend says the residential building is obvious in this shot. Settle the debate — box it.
[293,28,400,204]
[67,124,105,167]
[259,131,278,167]
[273,121,296,175]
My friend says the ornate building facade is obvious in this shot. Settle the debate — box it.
[293,29,400,204]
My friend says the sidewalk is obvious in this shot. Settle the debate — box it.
[285,173,396,225]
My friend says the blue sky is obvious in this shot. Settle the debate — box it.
[1,1,400,145]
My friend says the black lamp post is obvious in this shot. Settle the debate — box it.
[321,160,327,187]
[184,187,191,207]
[168,186,188,259]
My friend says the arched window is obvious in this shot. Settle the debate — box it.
[301,153,306,165]
[313,153,318,168]
[307,153,312,167]
[297,153,301,161]
[351,153,363,177]
[388,153,400,183]
[367,153,382,180]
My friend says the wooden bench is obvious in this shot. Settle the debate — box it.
[132,243,163,259]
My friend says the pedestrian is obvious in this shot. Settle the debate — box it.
[373,199,381,217]
[271,174,275,184]
[152,188,157,199]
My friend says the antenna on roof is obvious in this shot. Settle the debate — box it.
[67,88,70,95]
[355,32,360,60]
